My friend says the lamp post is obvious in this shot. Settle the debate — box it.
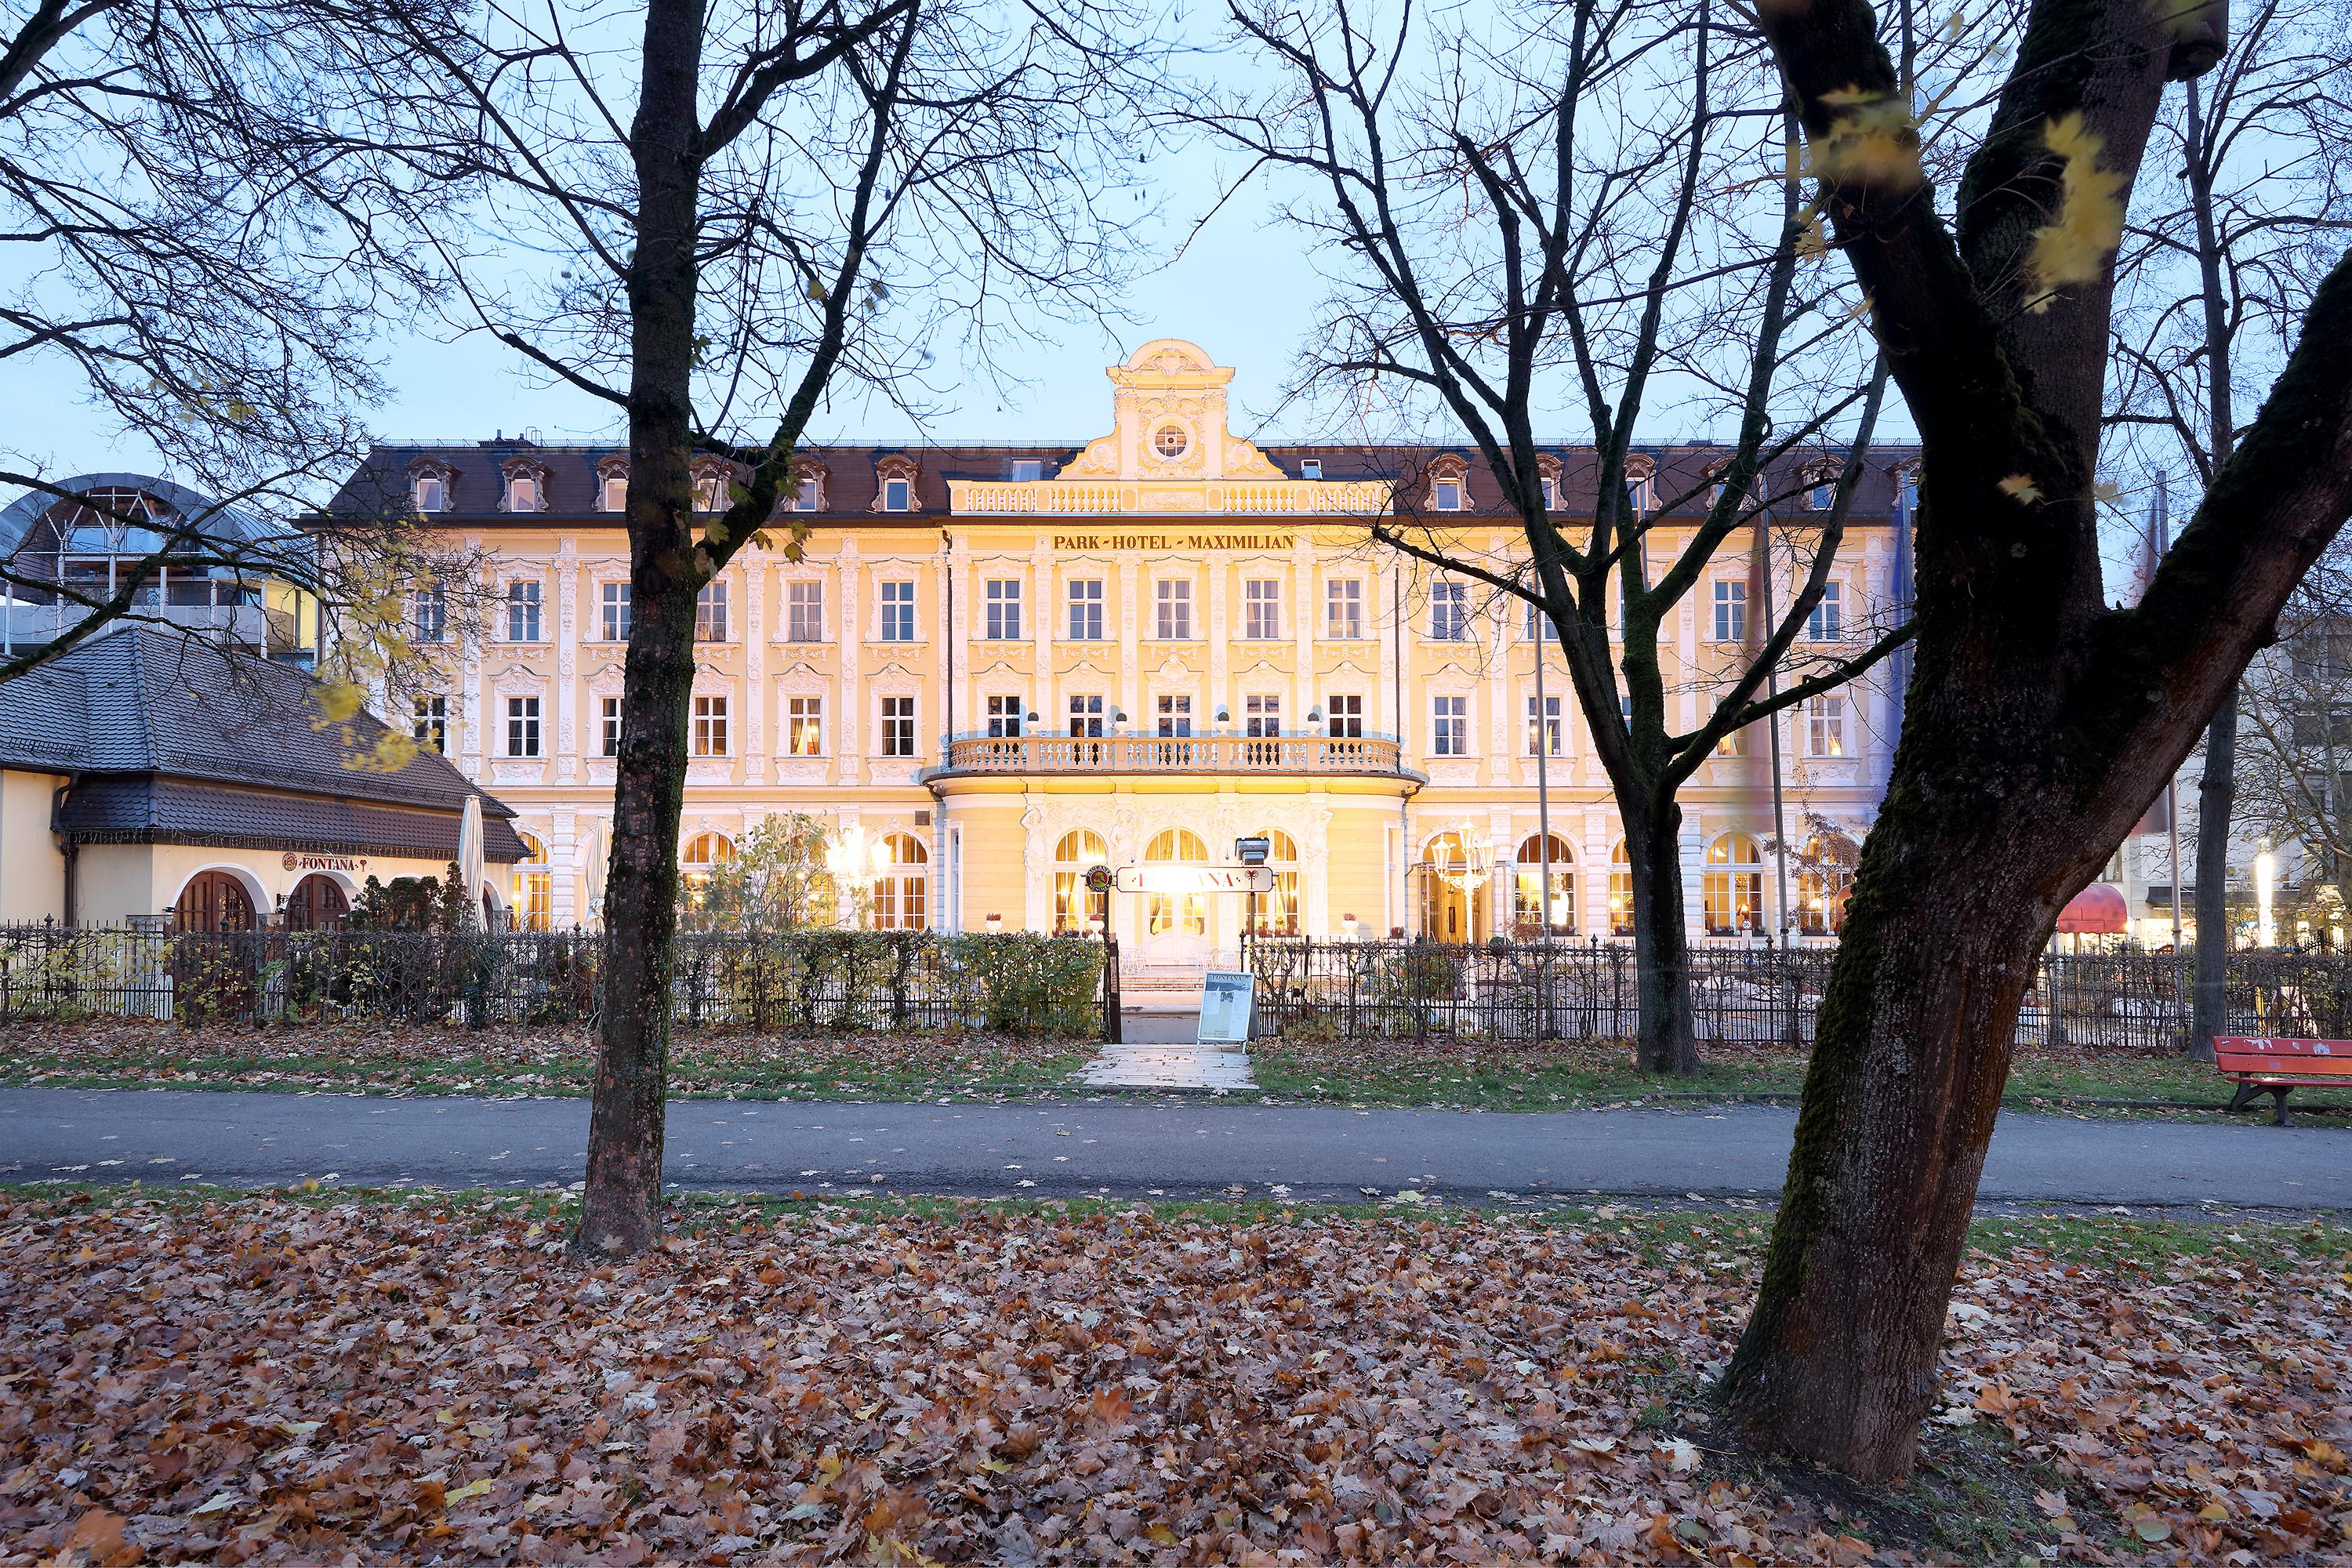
[2255,839,2277,948]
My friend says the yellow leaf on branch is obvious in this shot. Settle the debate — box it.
[2023,113,2127,313]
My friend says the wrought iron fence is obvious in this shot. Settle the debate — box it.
[0,924,1108,1038]
[1243,938,2352,1049]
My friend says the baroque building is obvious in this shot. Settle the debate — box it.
[333,341,1911,957]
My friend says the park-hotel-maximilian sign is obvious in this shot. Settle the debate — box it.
[332,338,1908,959]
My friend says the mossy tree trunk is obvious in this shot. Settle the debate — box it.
[1620,795,1698,1075]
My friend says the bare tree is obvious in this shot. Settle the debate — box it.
[2105,0,2352,1051]
[2235,539,2352,917]
[1189,0,1918,1072]
[307,0,1150,1254]
[1718,0,2352,1479]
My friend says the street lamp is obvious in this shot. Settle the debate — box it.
[2255,839,2277,948]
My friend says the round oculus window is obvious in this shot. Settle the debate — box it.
[1152,424,1190,459]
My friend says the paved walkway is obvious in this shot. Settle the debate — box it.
[1082,1009,1259,1091]
[2,1088,2346,1210]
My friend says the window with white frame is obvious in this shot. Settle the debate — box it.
[1624,466,1656,514]
[1806,472,1838,510]
[880,695,916,757]
[1068,694,1104,736]
[695,473,726,512]
[1154,579,1192,639]
[1715,725,1750,757]
[1432,695,1468,756]
[506,471,541,512]
[879,579,915,641]
[1806,693,1848,757]
[1325,578,1363,639]
[695,581,729,642]
[882,477,912,511]
[872,833,928,929]
[1008,458,1044,481]
[601,473,626,512]
[790,474,822,510]
[413,473,445,512]
[412,695,447,753]
[600,696,622,757]
[691,695,729,756]
[505,579,543,642]
[409,585,446,644]
[1526,694,1563,756]
[1523,597,1545,641]
[1241,578,1281,639]
[786,695,822,755]
[1243,693,1280,736]
[785,579,823,641]
[1541,475,1557,510]
[506,695,541,757]
[1806,581,1843,641]
[1299,458,1323,480]
[1156,694,1192,736]
[983,578,1022,640]
[1429,579,1470,641]
[1066,577,1103,640]
[600,581,630,641]
[1434,477,1463,511]
[1326,694,1363,738]
[985,695,1025,737]
[1711,579,1747,643]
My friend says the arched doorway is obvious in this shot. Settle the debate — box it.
[1417,831,1485,942]
[1513,834,1574,937]
[173,870,255,932]
[1248,829,1301,937]
[1704,833,1766,936]
[283,873,349,931]
[1053,829,1109,934]
[873,832,928,930]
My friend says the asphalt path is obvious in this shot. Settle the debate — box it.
[2,1087,2347,1210]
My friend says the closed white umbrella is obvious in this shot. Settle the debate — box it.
[457,793,487,927]
[582,818,607,919]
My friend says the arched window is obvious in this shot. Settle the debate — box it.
[513,831,553,931]
[1704,833,1765,936]
[1513,834,1574,937]
[1250,829,1301,937]
[1623,453,1657,516]
[174,870,254,933]
[1144,828,1207,935]
[1609,842,1635,937]
[284,873,350,931]
[1797,830,1860,935]
[873,831,928,931]
[1053,829,1109,934]
[681,832,735,898]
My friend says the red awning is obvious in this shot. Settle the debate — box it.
[2056,882,2129,935]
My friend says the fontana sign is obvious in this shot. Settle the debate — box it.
[1112,864,1277,895]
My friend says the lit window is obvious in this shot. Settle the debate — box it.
[1008,459,1043,481]
[1711,579,1747,644]
[413,474,445,512]
[505,580,542,642]
[786,695,823,755]
[1250,828,1301,936]
[1513,834,1574,937]
[786,580,824,641]
[1609,842,1634,935]
[985,695,1025,737]
[601,473,626,512]
[506,695,541,757]
[1154,579,1192,639]
[601,581,630,641]
[1243,693,1280,738]
[879,579,916,641]
[1156,694,1192,736]
[883,477,912,511]
[681,832,735,881]
[1067,578,1104,640]
[412,695,447,753]
[1067,695,1105,737]
[1806,582,1843,641]
[409,585,446,644]
[984,578,1022,640]
[1432,695,1468,756]
[1053,829,1110,933]
[1434,479,1462,511]
[1716,726,1750,757]
[1704,833,1765,936]
[600,697,621,757]
[692,695,729,757]
[1526,694,1563,757]
[1144,828,1208,935]
[1299,459,1323,481]
[1326,694,1363,738]
[1242,578,1281,639]
[1325,578,1363,639]
[1429,579,1469,641]
[1798,831,1859,935]
[872,832,928,930]
[880,695,916,757]
[506,473,539,512]
[1152,425,1189,459]
[513,832,551,931]
[1807,693,1847,757]
[695,580,729,641]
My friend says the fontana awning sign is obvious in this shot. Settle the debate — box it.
[1112,864,1277,895]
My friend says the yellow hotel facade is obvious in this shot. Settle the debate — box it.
[345,342,1907,960]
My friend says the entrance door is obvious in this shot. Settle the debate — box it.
[284,873,350,931]
[173,870,254,932]
[170,870,256,1021]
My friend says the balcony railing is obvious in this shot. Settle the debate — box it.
[931,731,1417,779]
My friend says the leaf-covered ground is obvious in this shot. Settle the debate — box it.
[0,1021,1087,1101]
[3,1191,2347,1565]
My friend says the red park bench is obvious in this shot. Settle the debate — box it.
[2212,1036,2352,1125]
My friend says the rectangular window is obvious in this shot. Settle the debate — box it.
[1327,694,1363,738]
[601,581,631,642]
[1807,694,1847,757]
[786,695,823,756]
[786,579,824,642]
[1715,725,1749,757]
[880,695,916,757]
[506,695,541,757]
[1068,694,1105,736]
[793,477,821,510]
[1243,693,1280,737]
[600,696,622,757]
[1066,578,1104,641]
[1712,579,1747,643]
[1526,694,1563,757]
[602,474,627,512]
[986,695,1025,737]
[505,580,542,643]
[984,578,1022,641]
[410,586,446,644]
[1524,598,1545,641]
[1430,579,1469,641]
[1154,579,1192,639]
[1541,475,1557,510]
[1806,582,1843,642]
[1432,695,1468,756]
[879,579,916,641]
[1434,479,1463,511]
[695,581,729,642]
[883,477,912,512]
[1008,458,1043,481]
[1325,578,1363,639]
[1156,694,1192,736]
[692,695,729,757]
[1300,458,1323,481]
[1241,578,1282,640]
[412,695,447,753]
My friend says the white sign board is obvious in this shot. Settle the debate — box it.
[1112,864,1277,895]
[1197,970,1258,1044]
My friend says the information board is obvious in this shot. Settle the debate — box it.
[1196,970,1257,1044]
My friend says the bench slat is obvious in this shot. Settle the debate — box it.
[2212,1036,2352,1083]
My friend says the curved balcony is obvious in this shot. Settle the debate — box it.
[927,731,1421,782]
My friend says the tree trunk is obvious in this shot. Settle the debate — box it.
[2188,689,2235,1061]
[575,0,706,1259]
[1624,799,1699,1075]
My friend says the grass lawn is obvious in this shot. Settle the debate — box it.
[1,1185,2345,1566]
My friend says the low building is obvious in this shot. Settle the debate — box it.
[0,622,525,928]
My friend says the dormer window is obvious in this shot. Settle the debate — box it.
[1434,481,1462,511]
[1425,455,1472,514]
[1008,459,1043,482]
[415,474,445,512]
[507,474,539,511]
[695,475,724,511]
[1799,461,1841,511]
[602,474,626,511]
[1623,456,1657,515]
[884,479,910,510]
[795,478,820,510]
[1541,476,1556,509]
[871,454,921,514]
[1152,425,1189,460]
[1300,459,1323,481]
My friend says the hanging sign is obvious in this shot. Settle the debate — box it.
[1112,864,1276,895]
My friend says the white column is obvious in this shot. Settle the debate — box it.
[1030,539,1052,727]
[837,546,861,783]
[1291,540,1316,727]
[554,539,579,783]
[743,561,766,785]
[1206,561,1228,725]
[1118,556,1141,727]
